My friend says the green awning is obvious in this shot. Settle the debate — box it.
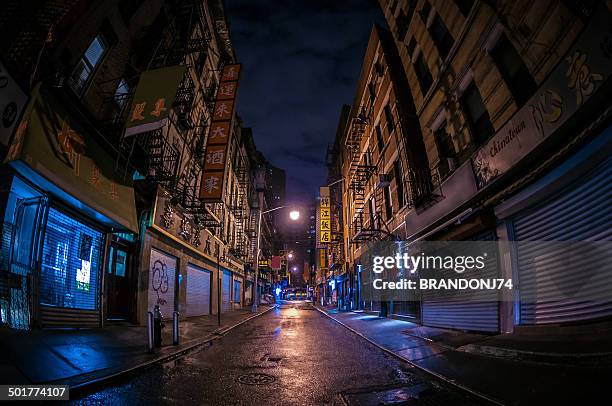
[5,85,139,233]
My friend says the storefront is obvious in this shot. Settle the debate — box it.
[233,276,242,309]
[496,125,612,326]
[420,230,500,332]
[186,263,212,317]
[0,85,138,329]
[139,188,246,324]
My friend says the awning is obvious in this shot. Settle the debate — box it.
[4,85,139,232]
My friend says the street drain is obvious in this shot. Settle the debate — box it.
[236,372,276,385]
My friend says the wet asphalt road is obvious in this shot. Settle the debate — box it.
[71,301,487,405]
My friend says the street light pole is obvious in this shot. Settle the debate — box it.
[251,190,264,313]
[250,196,300,313]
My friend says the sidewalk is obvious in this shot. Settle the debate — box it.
[317,305,612,405]
[0,305,275,390]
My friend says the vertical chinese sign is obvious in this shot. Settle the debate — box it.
[124,66,187,137]
[200,63,241,201]
[319,186,331,244]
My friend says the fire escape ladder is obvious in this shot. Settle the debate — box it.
[173,71,195,131]
[391,103,443,209]
[229,155,248,259]
[134,127,179,188]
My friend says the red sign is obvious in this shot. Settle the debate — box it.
[271,256,281,271]
[203,144,228,171]
[200,63,241,201]
[208,122,230,146]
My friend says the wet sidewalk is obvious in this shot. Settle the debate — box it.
[0,305,275,389]
[316,305,612,405]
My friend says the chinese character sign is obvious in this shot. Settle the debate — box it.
[124,65,187,137]
[320,186,331,244]
[200,63,241,201]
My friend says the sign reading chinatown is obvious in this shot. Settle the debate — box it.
[471,1,612,189]
[124,66,187,137]
[319,186,331,244]
[200,63,241,201]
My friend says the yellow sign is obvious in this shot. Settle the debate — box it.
[320,186,331,243]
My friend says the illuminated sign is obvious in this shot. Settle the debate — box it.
[199,63,242,201]
[76,260,91,291]
[319,186,331,244]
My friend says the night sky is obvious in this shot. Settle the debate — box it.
[224,0,386,203]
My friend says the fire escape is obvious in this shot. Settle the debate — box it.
[228,155,249,259]
[124,0,209,191]
[391,103,443,209]
[347,105,392,244]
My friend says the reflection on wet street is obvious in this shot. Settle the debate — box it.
[72,301,486,405]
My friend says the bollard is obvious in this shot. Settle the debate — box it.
[147,311,154,353]
[153,305,164,347]
[173,311,179,345]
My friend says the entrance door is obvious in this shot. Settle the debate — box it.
[106,244,132,320]
[6,197,48,329]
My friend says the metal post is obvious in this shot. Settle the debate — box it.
[173,311,179,345]
[251,190,263,313]
[147,311,154,353]
[217,248,222,326]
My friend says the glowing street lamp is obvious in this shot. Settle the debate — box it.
[252,204,301,312]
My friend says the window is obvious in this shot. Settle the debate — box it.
[419,1,432,22]
[40,208,104,310]
[114,78,130,109]
[384,182,393,220]
[455,0,475,16]
[69,34,108,95]
[434,122,455,158]
[414,54,433,94]
[461,83,494,145]
[375,125,385,152]
[396,10,410,40]
[389,0,398,14]
[393,160,405,208]
[490,34,536,106]
[369,197,376,227]
[384,104,395,133]
[406,37,417,59]
[429,14,454,60]
[368,82,376,102]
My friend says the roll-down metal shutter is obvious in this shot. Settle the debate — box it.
[422,231,499,332]
[222,270,232,312]
[513,157,612,325]
[186,264,211,317]
[148,248,176,318]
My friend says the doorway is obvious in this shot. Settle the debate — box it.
[106,243,133,321]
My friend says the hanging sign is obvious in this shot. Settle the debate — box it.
[199,63,241,201]
[124,65,187,137]
[319,186,331,244]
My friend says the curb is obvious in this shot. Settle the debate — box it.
[68,305,277,397]
[313,305,504,406]
[457,343,612,367]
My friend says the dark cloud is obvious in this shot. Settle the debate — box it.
[225,0,386,203]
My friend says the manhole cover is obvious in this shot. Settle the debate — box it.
[236,372,276,385]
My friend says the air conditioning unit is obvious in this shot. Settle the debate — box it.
[376,174,390,189]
